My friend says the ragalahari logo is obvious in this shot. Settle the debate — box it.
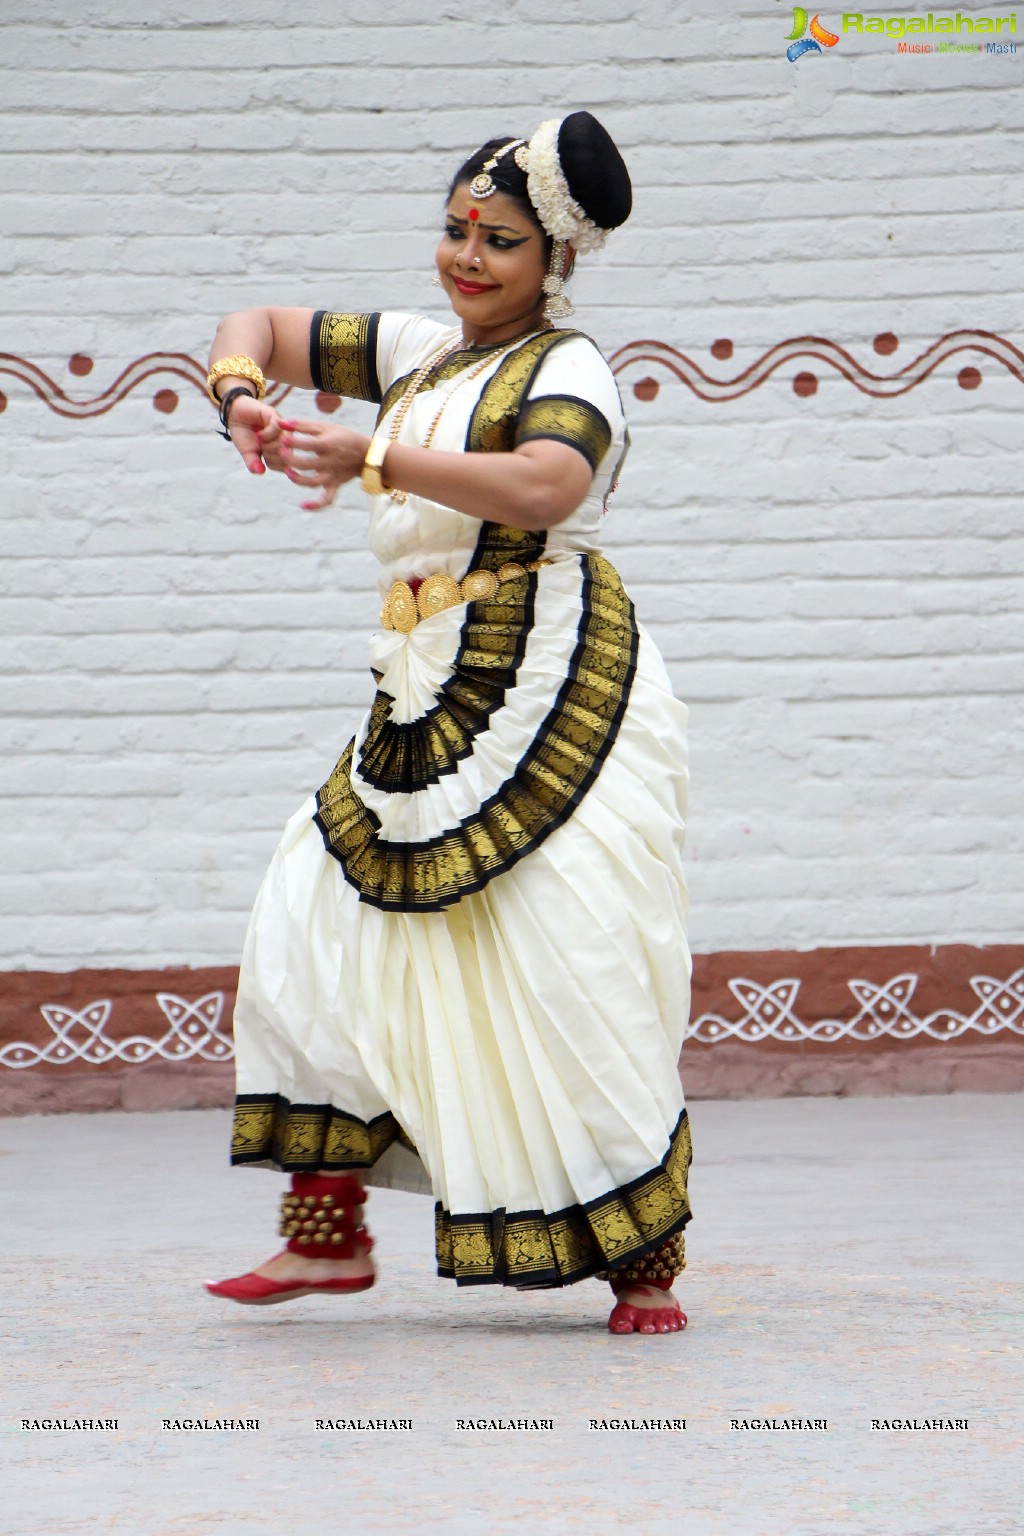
[786,9,840,60]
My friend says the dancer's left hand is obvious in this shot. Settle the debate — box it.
[277,418,371,511]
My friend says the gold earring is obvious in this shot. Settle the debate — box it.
[541,239,573,320]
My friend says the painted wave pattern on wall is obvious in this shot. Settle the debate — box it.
[1,331,1021,418]
[610,329,1024,402]
[2,970,1021,1070]
[0,351,298,420]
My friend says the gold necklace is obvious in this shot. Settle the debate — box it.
[384,327,549,505]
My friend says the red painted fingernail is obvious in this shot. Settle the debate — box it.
[301,501,316,510]
[250,461,265,474]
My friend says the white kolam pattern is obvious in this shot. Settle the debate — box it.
[687,970,1024,1045]
[0,993,233,1069]
[1,971,1021,1069]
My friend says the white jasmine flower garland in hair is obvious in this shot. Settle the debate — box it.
[525,118,608,254]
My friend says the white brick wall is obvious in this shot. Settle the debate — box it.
[2,2,1022,968]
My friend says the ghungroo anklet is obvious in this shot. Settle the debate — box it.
[279,1172,372,1260]
[602,1231,686,1292]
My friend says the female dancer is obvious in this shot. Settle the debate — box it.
[204,111,692,1335]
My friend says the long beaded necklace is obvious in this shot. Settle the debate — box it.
[383,326,549,505]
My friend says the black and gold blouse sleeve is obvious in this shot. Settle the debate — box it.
[309,311,383,403]
[514,393,613,473]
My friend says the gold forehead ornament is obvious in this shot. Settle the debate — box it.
[468,138,529,199]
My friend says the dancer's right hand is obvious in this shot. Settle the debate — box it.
[223,390,281,476]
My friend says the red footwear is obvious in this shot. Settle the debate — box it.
[205,1268,375,1306]
[206,1172,375,1306]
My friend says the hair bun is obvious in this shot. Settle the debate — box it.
[557,111,632,232]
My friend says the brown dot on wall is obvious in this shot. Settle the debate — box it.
[316,392,342,414]
[873,332,899,356]
[633,377,659,402]
[958,366,981,391]
[793,372,818,398]
[153,389,179,414]
[710,339,733,361]
[68,353,94,376]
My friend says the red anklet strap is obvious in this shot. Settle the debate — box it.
[290,1171,367,1203]
[605,1232,686,1293]
[281,1172,371,1259]
[610,1274,675,1295]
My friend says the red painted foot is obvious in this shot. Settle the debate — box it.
[608,1285,687,1336]
[204,1269,375,1306]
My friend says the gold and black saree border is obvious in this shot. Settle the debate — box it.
[310,311,382,403]
[464,328,580,453]
[313,548,639,912]
[373,327,583,438]
[435,1109,693,1288]
[514,392,613,472]
[356,520,545,796]
[230,1091,415,1171]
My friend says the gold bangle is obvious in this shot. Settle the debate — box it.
[360,434,391,497]
[206,354,267,405]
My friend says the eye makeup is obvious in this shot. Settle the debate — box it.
[446,213,531,241]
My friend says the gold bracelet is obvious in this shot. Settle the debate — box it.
[360,434,391,497]
[207,354,267,405]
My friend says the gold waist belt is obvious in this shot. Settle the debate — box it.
[381,559,552,633]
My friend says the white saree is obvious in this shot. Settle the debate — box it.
[230,311,693,1288]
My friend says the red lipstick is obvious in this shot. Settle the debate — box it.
[452,277,499,295]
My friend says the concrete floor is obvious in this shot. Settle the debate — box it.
[1,1094,1021,1536]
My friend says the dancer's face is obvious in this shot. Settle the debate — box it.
[435,186,548,344]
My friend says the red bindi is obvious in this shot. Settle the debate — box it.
[468,207,479,221]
